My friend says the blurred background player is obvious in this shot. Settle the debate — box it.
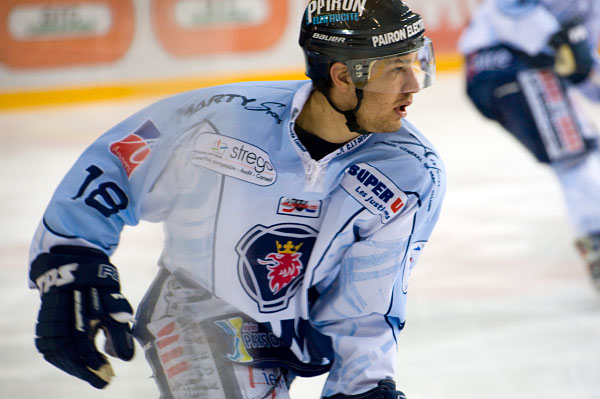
[28,1,443,398]
[459,0,600,289]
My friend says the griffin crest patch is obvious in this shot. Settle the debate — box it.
[236,223,317,313]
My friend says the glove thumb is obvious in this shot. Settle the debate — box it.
[98,290,135,361]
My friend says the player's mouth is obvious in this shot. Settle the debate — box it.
[394,100,412,118]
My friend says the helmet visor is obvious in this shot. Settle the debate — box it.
[345,37,435,93]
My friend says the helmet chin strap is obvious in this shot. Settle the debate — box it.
[324,88,371,135]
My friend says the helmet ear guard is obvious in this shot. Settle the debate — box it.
[302,50,336,91]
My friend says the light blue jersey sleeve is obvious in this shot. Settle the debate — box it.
[309,122,446,396]
[28,84,283,284]
[29,99,176,260]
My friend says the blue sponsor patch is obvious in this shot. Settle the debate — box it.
[341,163,407,222]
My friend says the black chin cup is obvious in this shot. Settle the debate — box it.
[324,88,371,135]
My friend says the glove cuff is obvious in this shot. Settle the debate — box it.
[30,245,121,295]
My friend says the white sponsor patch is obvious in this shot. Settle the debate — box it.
[277,197,321,218]
[341,163,407,222]
[191,131,276,186]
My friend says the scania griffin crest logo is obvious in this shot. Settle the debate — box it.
[236,223,317,313]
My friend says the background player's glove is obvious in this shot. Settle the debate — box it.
[29,245,135,389]
[323,379,407,399]
[549,20,594,84]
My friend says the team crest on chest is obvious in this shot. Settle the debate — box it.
[236,223,317,313]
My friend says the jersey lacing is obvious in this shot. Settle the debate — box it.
[305,159,328,192]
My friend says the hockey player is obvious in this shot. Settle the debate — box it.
[28,1,444,398]
[459,0,600,290]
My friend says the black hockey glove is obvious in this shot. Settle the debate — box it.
[324,379,407,399]
[549,20,594,84]
[29,245,135,389]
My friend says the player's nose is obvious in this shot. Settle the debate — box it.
[402,68,421,93]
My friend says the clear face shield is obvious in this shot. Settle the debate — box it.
[345,37,435,93]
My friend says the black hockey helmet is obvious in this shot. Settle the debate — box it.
[299,0,435,93]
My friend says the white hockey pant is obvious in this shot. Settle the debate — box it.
[132,268,291,399]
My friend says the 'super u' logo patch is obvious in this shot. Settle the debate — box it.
[236,223,317,313]
[341,163,407,222]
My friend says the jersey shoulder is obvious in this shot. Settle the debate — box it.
[170,80,309,104]
[131,80,308,121]
[364,120,444,176]
[356,120,445,201]
[110,80,308,145]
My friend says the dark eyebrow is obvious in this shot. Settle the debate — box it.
[388,58,412,67]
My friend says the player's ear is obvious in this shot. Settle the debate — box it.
[329,62,354,93]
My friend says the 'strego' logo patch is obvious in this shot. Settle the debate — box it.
[191,124,276,186]
[109,120,160,177]
[341,163,407,222]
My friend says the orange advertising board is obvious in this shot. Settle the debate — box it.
[408,0,481,69]
[0,0,482,109]
[151,0,290,56]
[0,0,134,69]
[411,0,480,58]
[426,22,468,56]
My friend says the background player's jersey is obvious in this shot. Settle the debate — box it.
[459,0,600,100]
[29,80,445,395]
[459,0,600,56]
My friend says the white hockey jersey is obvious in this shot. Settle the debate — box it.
[29,80,445,395]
